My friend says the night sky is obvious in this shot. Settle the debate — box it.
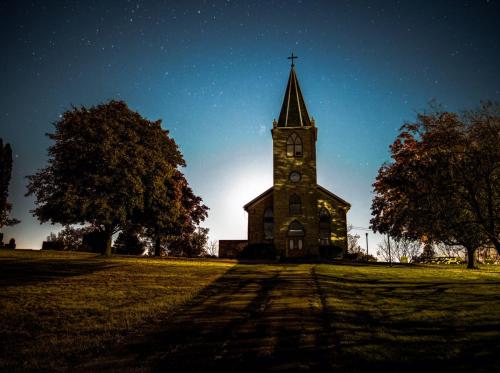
[1,0,499,251]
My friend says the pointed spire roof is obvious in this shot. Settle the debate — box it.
[277,65,311,127]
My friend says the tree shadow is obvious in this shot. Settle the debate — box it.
[77,263,500,372]
[312,271,500,372]
[79,264,340,371]
[0,257,115,287]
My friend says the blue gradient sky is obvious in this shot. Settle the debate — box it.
[1,0,499,251]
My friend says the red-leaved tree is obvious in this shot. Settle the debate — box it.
[371,102,499,269]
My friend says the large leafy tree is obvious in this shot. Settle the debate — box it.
[27,100,186,256]
[0,139,20,233]
[144,170,208,257]
[130,114,208,256]
[371,102,499,269]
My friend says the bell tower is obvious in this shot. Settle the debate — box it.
[271,55,319,257]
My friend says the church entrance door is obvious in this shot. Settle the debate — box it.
[288,238,303,252]
[287,220,305,257]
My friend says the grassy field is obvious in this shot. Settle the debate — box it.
[1,250,499,371]
[0,250,234,371]
[315,263,500,371]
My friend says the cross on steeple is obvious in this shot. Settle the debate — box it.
[287,53,298,67]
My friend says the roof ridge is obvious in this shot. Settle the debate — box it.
[243,186,274,210]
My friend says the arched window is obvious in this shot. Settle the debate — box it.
[263,207,274,239]
[288,220,305,236]
[286,133,303,157]
[319,207,330,222]
[319,207,331,246]
[289,194,301,215]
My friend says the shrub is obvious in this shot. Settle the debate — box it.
[113,229,146,255]
[81,231,108,253]
[414,256,465,265]
[41,241,65,251]
[344,252,365,261]
[343,251,378,262]
[483,257,500,265]
[237,243,276,260]
[319,245,344,259]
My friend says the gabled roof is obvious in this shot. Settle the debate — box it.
[243,184,350,211]
[317,185,351,208]
[243,186,273,211]
[277,66,312,127]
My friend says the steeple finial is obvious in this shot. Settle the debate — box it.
[287,52,298,67]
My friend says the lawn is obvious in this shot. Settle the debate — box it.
[315,263,500,371]
[0,250,234,371]
[1,250,499,371]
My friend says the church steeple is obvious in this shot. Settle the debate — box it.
[277,61,311,127]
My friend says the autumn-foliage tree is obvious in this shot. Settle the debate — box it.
[0,138,20,233]
[158,172,208,256]
[167,226,209,257]
[371,102,499,269]
[27,100,205,256]
[139,161,207,256]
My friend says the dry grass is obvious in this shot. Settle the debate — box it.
[315,263,500,371]
[0,250,233,371]
[1,250,500,371]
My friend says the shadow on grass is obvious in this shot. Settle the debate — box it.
[313,271,500,372]
[80,264,338,371]
[78,263,500,372]
[0,257,114,287]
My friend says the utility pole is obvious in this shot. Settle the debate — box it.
[365,232,369,260]
[387,234,392,267]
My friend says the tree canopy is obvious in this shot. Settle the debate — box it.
[371,102,499,268]
[27,100,206,256]
[0,138,19,232]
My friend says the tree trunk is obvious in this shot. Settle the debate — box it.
[154,235,161,257]
[492,238,500,256]
[466,246,477,269]
[103,225,113,257]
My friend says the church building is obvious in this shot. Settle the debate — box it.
[220,58,350,258]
